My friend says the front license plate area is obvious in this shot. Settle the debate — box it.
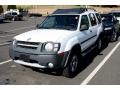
[20,54,30,62]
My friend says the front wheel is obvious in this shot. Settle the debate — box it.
[110,31,118,42]
[62,51,80,78]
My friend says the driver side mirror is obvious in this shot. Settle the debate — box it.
[80,25,89,31]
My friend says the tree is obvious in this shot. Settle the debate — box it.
[7,5,17,10]
[18,7,23,12]
[0,5,3,13]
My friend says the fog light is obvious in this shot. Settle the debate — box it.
[48,63,54,68]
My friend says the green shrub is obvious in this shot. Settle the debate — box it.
[0,5,3,13]
[7,5,17,10]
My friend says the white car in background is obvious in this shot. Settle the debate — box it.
[109,10,120,24]
[0,13,4,22]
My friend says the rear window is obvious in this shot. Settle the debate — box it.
[12,12,17,15]
[96,13,101,24]
[89,13,97,26]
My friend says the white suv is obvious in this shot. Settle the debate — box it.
[9,8,103,78]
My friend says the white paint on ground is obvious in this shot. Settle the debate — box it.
[0,59,12,65]
[81,41,120,85]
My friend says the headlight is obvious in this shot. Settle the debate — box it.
[104,27,112,30]
[44,43,54,52]
[43,42,60,52]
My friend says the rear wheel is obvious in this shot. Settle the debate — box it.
[63,51,80,78]
[110,31,117,42]
[96,37,102,51]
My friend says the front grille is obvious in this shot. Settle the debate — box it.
[17,41,39,45]
[16,41,40,49]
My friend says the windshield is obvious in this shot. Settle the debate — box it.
[38,15,79,30]
[110,12,120,17]
[101,14,113,22]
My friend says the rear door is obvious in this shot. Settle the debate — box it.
[88,13,99,44]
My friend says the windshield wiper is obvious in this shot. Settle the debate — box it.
[38,26,75,31]
[38,27,53,29]
[53,26,72,30]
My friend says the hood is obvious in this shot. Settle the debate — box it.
[14,29,74,42]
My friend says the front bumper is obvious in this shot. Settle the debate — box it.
[103,29,113,39]
[9,47,69,69]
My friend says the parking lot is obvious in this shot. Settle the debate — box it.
[0,16,120,85]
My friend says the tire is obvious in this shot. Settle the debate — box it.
[62,51,80,78]
[110,31,117,42]
[19,18,22,21]
[96,37,102,51]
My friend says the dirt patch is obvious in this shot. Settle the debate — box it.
[29,8,55,15]
[91,6,120,13]
[28,5,120,15]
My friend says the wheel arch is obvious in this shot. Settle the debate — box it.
[63,44,81,68]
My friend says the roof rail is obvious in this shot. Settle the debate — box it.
[52,8,96,14]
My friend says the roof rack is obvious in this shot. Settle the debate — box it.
[52,8,96,14]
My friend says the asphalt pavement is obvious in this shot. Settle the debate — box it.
[0,17,120,85]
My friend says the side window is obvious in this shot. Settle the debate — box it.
[89,13,97,26]
[80,15,89,30]
[96,13,101,24]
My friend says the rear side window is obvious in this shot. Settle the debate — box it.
[96,13,101,24]
[89,13,97,26]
